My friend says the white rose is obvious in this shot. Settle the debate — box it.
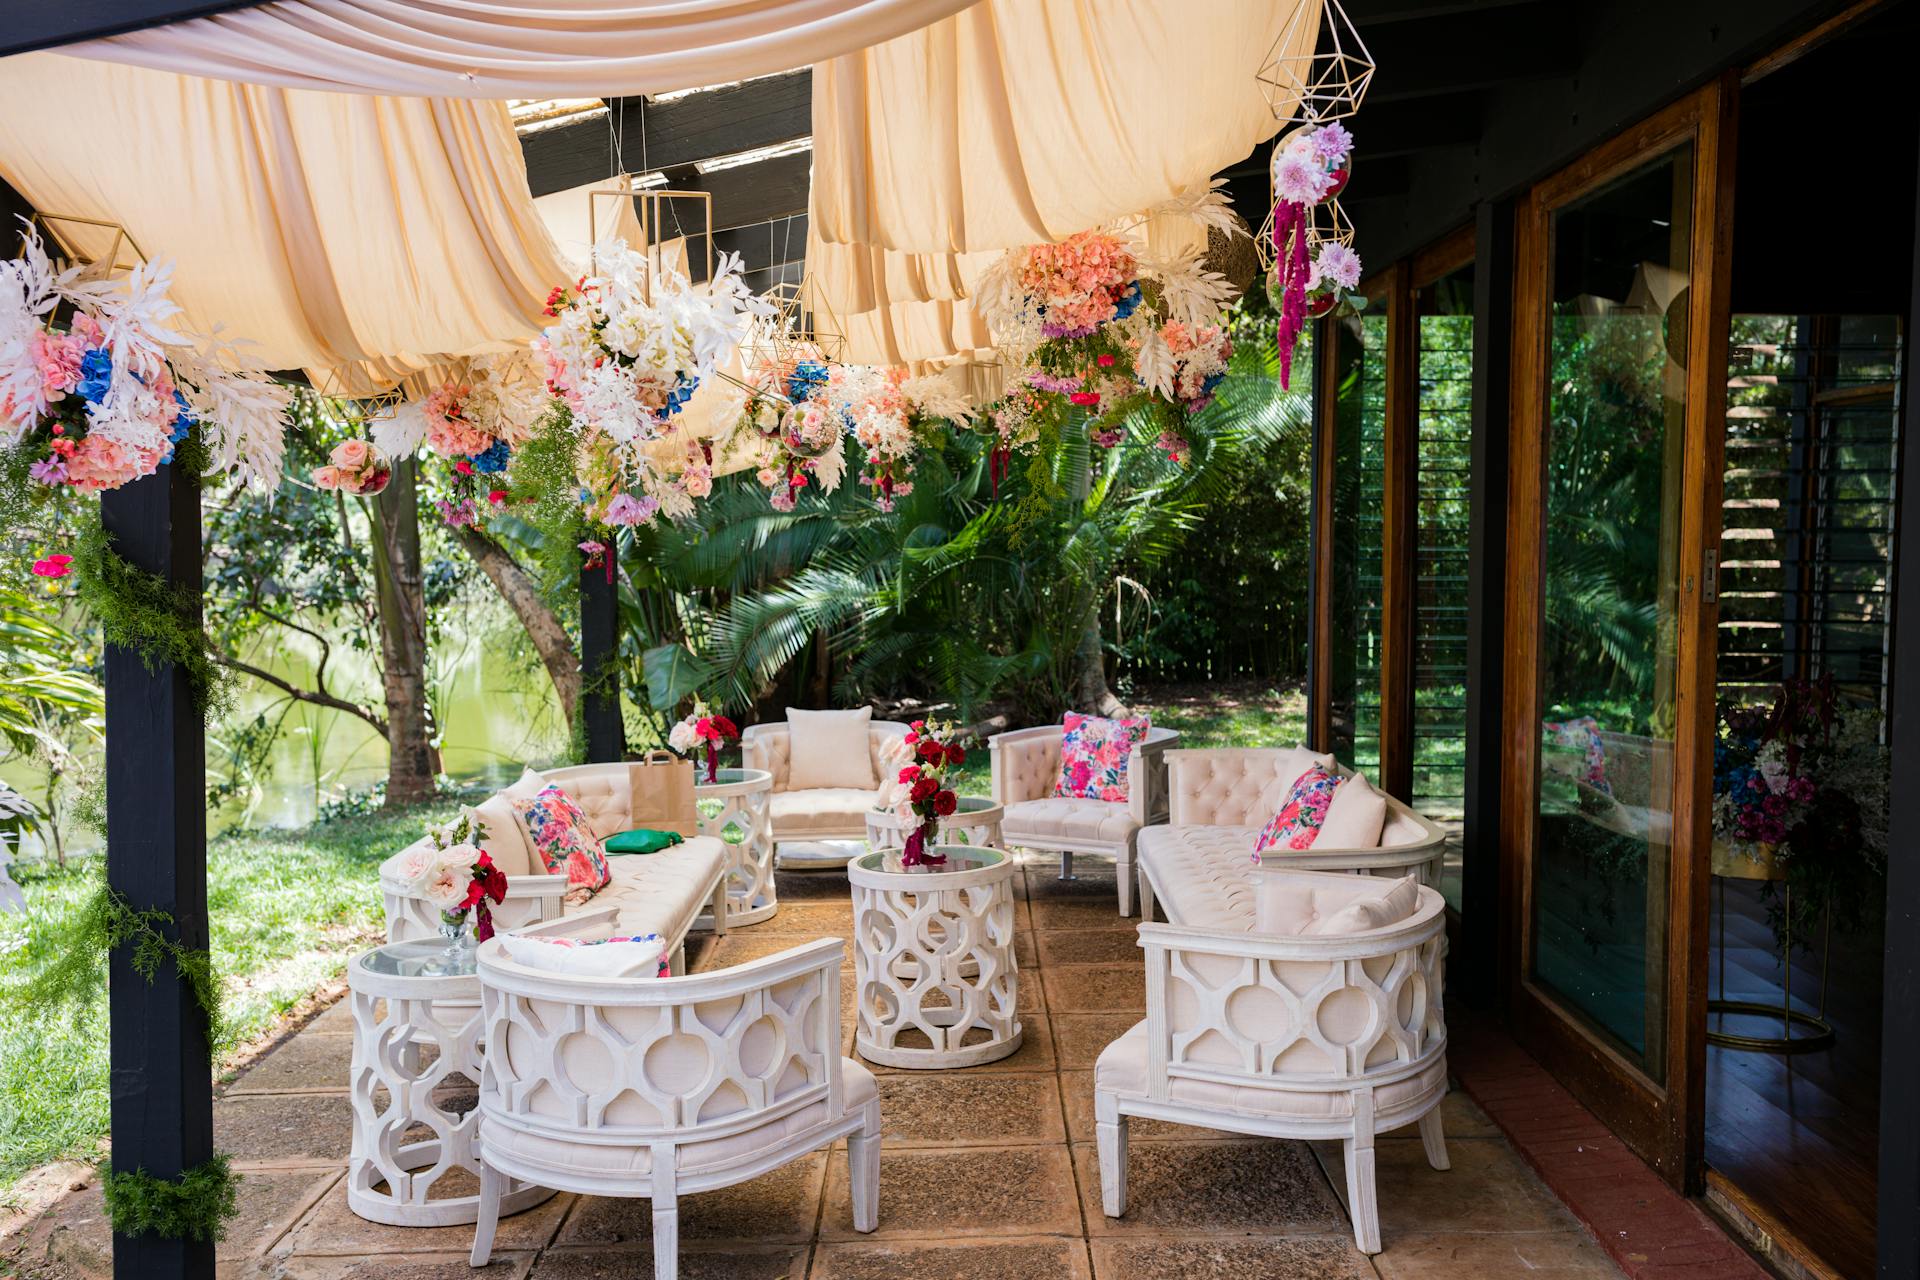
[421,844,478,910]
[668,719,700,753]
[392,846,436,891]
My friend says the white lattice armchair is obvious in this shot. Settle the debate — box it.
[988,722,1179,914]
[741,714,910,867]
[469,936,881,1280]
[1135,748,1449,929]
[1096,870,1450,1254]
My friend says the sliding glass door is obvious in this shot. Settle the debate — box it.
[1505,82,1733,1183]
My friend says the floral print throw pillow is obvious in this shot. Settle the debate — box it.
[513,784,612,903]
[1252,765,1346,863]
[1054,712,1152,803]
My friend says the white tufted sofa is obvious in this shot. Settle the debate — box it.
[469,935,881,1280]
[1096,870,1450,1253]
[740,718,909,856]
[380,763,730,976]
[1134,748,1448,930]
[988,723,1180,914]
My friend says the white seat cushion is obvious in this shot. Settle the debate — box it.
[482,1056,878,1179]
[1095,1021,1445,1121]
[1253,870,1419,937]
[1002,797,1139,848]
[1135,823,1260,929]
[591,837,728,939]
[770,788,878,834]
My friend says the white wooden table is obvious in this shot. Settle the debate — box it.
[862,794,1005,855]
[848,845,1022,1069]
[692,766,777,928]
[345,939,553,1226]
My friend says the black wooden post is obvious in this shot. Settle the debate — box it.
[1459,196,1514,1004]
[579,556,625,763]
[1876,129,1920,1280]
[101,464,213,1280]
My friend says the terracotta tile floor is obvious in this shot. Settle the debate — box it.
[5,852,1625,1280]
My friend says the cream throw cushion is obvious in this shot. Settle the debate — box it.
[1318,772,1388,849]
[1306,875,1420,937]
[783,708,878,790]
[496,932,668,978]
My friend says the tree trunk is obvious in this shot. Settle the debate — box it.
[1066,441,1128,718]
[454,524,580,724]
[366,457,436,806]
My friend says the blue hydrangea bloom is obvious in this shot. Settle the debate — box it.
[663,373,699,417]
[1112,280,1144,322]
[76,348,113,404]
[787,361,830,403]
[469,438,513,474]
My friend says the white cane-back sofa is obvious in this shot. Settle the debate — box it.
[1135,748,1448,930]
[380,763,730,975]
[1096,869,1450,1254]
[469,935,881,1280]
[741,717,909,862]
[988,722,1180,914]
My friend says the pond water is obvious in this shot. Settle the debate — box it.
[2,610,571,860]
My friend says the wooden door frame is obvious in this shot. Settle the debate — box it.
[1501,76,1736,1190]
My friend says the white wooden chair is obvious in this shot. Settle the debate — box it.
[1095,874,1450,1254]
[1135,748,1449,930]
[988,722,1180,914]
[468,935,881,1280]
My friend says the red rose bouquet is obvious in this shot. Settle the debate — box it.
[670,698,740,784]
[882,719,967,868]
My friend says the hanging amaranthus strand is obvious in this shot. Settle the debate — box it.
[1273,201,1311,388]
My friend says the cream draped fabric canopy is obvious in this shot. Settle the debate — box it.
[808,0,1314,368]
[0,51,568,388]
[62,0,978,99]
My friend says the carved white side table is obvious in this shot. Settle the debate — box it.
[693,766,777,928]
[848,845,1022,1069]
[863,795,1005,854]
[346,939,553,1226]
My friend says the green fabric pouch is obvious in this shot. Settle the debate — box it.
[603,828,686,856]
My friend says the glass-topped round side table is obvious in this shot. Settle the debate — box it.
[863,795,1004,855]
[345,939,553,1226]
[693,766,778,929]
[847,845,1022,1069]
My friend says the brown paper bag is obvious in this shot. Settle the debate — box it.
[627,750,697,837]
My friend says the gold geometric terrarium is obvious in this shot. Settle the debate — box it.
[1257,0,1375,125]
[743,274,848,374]
[1257,196,1356,273]
[16,213,146,282]
[313,367,407,425]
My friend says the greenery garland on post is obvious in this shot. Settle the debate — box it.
[68,519,233,723]
[102,1155,241,1244]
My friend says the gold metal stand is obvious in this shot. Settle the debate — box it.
[1708,872,1835,1054]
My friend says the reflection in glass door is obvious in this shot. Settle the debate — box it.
[1328,299,1389,776]
[1528,146,1696,1079]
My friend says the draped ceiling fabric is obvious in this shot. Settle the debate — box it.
[807,0,1316,367]
[0,51,570,388]
[62,0,979,99]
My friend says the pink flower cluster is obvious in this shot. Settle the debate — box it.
[1016,231,1139,339]
[423,382,492,458]
[310,438,392,496]
[1158,321,1233,413]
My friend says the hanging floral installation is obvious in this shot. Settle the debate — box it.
[1,226,291,498]
[968,184,1244,476]
[1267,122,1361,387]
[531,239,769,529]
[731,345,977,514]
[308,437,393,496]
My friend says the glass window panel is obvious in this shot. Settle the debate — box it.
[1329,303,1388,775]
[1414,265,1474,910]
[1529,145,1695,1079]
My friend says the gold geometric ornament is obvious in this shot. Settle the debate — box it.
[16,213,146,282]
[1257,192,1356,273]
[1257,0,1375,124]
[743,274,847,375]
[313,367,407,425]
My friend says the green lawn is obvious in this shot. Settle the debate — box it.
[0,797,464,1193]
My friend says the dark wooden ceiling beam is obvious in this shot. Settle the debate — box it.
[1358,6,1579,102]
[0,0,260,57]
[522,71,810,197]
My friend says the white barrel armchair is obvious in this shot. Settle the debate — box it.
[1096,872,1450,1254]
[468,936,881,1280]
[988,722,1180,914]
[1135,748,1448,930]
[741,716,910,867]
